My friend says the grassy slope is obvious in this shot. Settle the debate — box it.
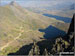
[0,4,66,55]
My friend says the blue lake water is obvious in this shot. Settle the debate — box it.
[39,25,66,39]
[43,14,71,23]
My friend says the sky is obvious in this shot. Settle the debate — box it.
[0,0,75,8]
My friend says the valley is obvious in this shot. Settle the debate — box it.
[0,1,73,55]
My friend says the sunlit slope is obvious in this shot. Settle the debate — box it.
[0,3,62,40]
[0,2,66,55]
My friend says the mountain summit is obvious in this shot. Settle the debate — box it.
[10,1,18,6]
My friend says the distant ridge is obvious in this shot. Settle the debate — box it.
[10,1,15,5]
[9,1,19,6]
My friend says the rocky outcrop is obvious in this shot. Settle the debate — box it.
[51,37,70,53]
[68,14,74,35]
[29,41,40,55]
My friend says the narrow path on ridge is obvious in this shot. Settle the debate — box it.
[0,27,26,51]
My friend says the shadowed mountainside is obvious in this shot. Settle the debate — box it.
[67,14,74,34]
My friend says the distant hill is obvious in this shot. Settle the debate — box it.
[61,4,75,11]
[25,3,75,18]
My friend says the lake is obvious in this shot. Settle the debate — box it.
[39,25,66,39]
[43,14,71,23]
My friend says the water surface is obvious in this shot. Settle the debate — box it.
[43,14,71,23]
[39,25,66,39]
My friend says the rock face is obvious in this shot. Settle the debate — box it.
[68,14,74,35]
[52,37,70,53]
[67,14,74,52]
[29,41,40,55]
[28,14,74,55]
[52,14,74,53]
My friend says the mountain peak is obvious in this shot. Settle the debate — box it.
[10,1,17,6]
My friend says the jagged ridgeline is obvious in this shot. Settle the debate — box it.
[0,1,73,55]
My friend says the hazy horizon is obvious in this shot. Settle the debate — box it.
[0,0,75,8]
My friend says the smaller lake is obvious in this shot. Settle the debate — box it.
[39,25,66,39]
[43,14,71,23]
